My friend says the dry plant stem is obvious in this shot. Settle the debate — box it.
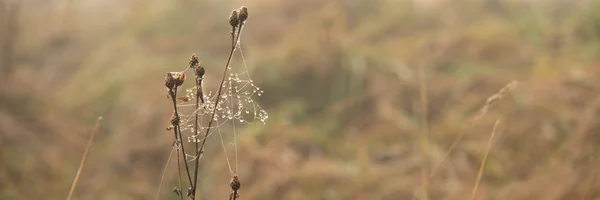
[67,116,102,200]
[176,146,183,200]
[191,85,201,196]
[191,64,206,197]
[469,119,501,200]
[230,191,239,200]
[429,81,517,179]
[169,90,194,187]
[155,146,175,200]
[429,121,474,179]
[193,22,245,188]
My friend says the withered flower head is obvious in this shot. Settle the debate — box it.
[195,65,205,78]
[230,175,241,191]
[174,72,186,87]
[189,54,199,68]
[229,10,239,28]
[165,72,176,90]
[238,6,248,23]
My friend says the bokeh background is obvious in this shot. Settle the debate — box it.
[2,0,600,199]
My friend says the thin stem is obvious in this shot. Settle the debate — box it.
[155,146,175,200]
[429,121,474,179]
[191,67,203,198]
[176,144,183,200]
[193,22,245,190]
[469,119,501,200]
[67,117,102,200]
[231,79,239,174]
[230,191,239,200]
[169,90,194,190]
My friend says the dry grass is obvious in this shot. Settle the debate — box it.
[66,117,102,200]
[2,0,600,199]
[469,119,501,200]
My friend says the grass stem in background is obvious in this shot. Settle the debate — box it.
[66,116,102,200]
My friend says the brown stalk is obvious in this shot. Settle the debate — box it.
[191,8,247,198]
[169,89,194,188]
[67,116,103,200]
[429,81,517,179]
[189,55,204,198]
[469,119,501,200]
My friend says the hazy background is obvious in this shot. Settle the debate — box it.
[1,0,600,199]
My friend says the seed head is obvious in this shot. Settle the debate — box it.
[238,6,248,23]
[174,72,186,87]
[195,65,205,78]
[229,10,239,28]
[189,54,199,68]
[165,72,176,90]
[230,175,241,191]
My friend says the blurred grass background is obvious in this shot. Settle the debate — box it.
[1,0,600,199]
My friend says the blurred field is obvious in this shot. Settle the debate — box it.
[1,0,600,199]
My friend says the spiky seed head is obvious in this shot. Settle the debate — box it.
[195,65,205,78]
[238,6,248,23]
[165,72,176,90]
[230,175,241,191]
[189,54,199,68]
[174,72,186,87]
[229,10,239,28]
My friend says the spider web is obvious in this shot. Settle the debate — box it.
[172,40,267,175]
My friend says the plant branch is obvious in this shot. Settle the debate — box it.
[169,90,194,190]
[469,119,501,200]
[67,116,102,200]
[192,22,245,190]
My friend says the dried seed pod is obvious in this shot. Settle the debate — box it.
[195,66,205,79]
[165,72,176,90]
[238,6,248,23]
[189,54,199,68]
[230,175,241,191]
[174,72,186,87]
[229,10,239,28]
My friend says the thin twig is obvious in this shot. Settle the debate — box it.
[176,144,183,200]
[469,119,501,200]
[155,146,175,200]
[191,78,202,198]
[230,191,239,200]
[169,90,194,190]
[67,116,103,200]
[429,81,517,179]
[193,21,245,191]
[429,121,475,179]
